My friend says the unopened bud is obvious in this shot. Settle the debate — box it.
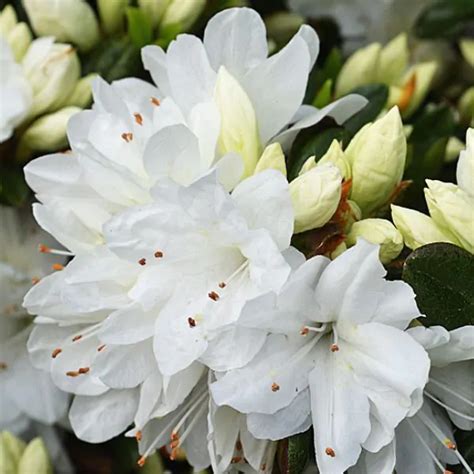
[65,73,96,109]
[98,0,129,35]
[456,128,473,197]
[376,33,409,85]
[460,39,474,68]
[161,0,206,33]
[138,0,171,28]
[255,143,287,176]
[0,5,16,36]
[458,87,474,127]
[317,139,351,180]
[6,22,32,61]
[445,136,465,164]
[0,431,26,468]
[265,12,304,46]
[17,438,53,474]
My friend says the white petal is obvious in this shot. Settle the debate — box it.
[69,388,139,443]
[141,45,171,96]
[295,24,320,69]
[134,370,163,428]
[348,443,396,474]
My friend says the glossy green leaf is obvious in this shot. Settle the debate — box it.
[126,7,153,49]
[313,79,333,109]
[0,166,29,207]
[277,431,312,474]
[403,243,474,330]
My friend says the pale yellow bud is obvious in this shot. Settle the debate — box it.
[391,204,456,250]
[215,66,261,178]
[0,431,26,469]
[6,22,32,61]
[0,5,17,36]
[377,33,409,85]
[255,143,287,176]
[335,43,381,98]
[290,164,342,234]
[445,136,465,164]
[65,73,96,109]
[346,107,406,217]
[98,0,129,34]
[330,242,347,259]
[17,106,80,161]
[23,0,99,52]
[18,438,52,474]
[317,139,351,180]
[460,39,474,68]
[161,0,206,32]
[265,12,304,46]
[425,180,474,253]
[458,87,474,127]
[457,128,473,197]
[138,0,171,28]
[299,155,316,175]
[346,218,403,263]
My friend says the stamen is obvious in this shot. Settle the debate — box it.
[72,335,82,342]
[208,291,219,301]
[135,431,142,442]
[300,323,328,335]
[31,277,41,285]
[261,464,267,471]
[137,456,146,467]
[0,362,7,370]
[121,132,133,143]
[235,440,242,451]
[218,261,249,290]
[51,348,62,358]
[97,344,106,352]
[425,392,474,422]
[138,258,147,266]
[271,383,280,392]
[52,263,64,271]
[218,282,226,288]
[134,113,143,125]
[429,378,474,407]
[78,367,90,374]
[330,344,339,353]
[325,447,336,457]
[66,370,79,377]
[187,317,196,328]
[231,457,242,464]
[151,97,160,106]
[38,244,73,256]
[154,250,163,258]
[300,327,309,336]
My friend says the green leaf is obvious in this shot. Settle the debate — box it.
[156,22,183,49]
[277,431,312,474]
[343,84,389,137]
[0,166,29,207]
[415,0,474,40]
[288,127,350,180]
[312,79,333,109]
[126,7,153,48]
[402,243,474,330]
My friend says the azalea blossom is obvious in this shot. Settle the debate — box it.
[0,205,69,433]
[211,239,430,473]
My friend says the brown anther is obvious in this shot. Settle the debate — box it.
[72,335,82,342]
[260,464,267,471]
[52,263,64,271]
[0,362,7,370]
[51,348,62,358]
[170,439,179,449]
[31,277,41,285]
[134,113,143,125]
[271,382,280,392]
[300,327,309,336]
[135,431,142,442]
[38,244,50,253]
[138,258,147,266]
[330,344,340,352]
[66,370,80,377]
[188,317,196,328]
[78,367,90,374]
[218,282,226,288]
[97,344,106,352]
[154,250,163,258]
[208,291,220,301]
[137,456,146,467]
[121,132,133,143]
[151,97,161,106]
[231,456,242,464]
[170,432,179,441]
[325,447,336,458]
[445,440,456,450]
[235,440,242,451]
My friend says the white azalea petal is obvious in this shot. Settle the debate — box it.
[141,45,171,96]
[348,442,396,474]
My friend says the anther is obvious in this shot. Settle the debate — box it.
[300,327,309,336]
[171,432,179,441]
[78,367,90,374]
[235,440,242,451]
[231,456,242,464]
[39,244,50,253]
[154,250,163,258]
[188,317,196,328]
[330,344,340,352]
[51,348,62,358]
[137,456,146,467]
[31,277,41,285]
[271,383,280,392]
[170,439,179,449]
[208,291,220,301]
[218,282,226,288]
[445,440,456,450]
[72,335,82,342]
[66,371,79,377]
[138,258,146,266]
[151,97,160,106]
[97,344,106,352]
[52,263,64,271]
[134,113,143,125]
[325,447,336,457]
[121,132,133,143]
[260,464,267,471]
[135,431,142,442]
[0,362,7,370]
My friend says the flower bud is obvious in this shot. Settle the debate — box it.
[215,66,261,178]
[0,5,16,36]
[425,180,474,253]
[22,38,81,119]
[330,242,347,260]
[317,139,351,180]
[445,136,465,163]
[290,164,342,234]
[346,218,403,263]
[391,204,456,250]
[7,23,32,61]
[161,0,206,32]
[345,107,407,217]
[458,87,474,127]
[0,431,26,468]
[65,73,95,109]
[457,128,473,197]
[138,0,171,28]
[16,106,80,161]
[335,43,381,98]
[22,0,99,52]
[17,438,52,474]
[376,33,409,85]
[255,143,287,176]
[265,12,304,46]
[460,39,474,68]
[98,0,129,35]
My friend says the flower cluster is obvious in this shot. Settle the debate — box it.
[10,6,474,474]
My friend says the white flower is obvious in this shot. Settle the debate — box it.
[142,7,367,175]
[211,239,430,474]
[0,205,69,434]
[0,39,32,143]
